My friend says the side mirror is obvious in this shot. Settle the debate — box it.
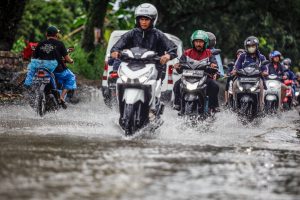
[212,49,221,55]
[262,60,270,66]
[67,47,75,53]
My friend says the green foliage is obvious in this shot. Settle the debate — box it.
[15,0,104,80]
[17,0,84,42]
[67,43,105,80]
[11,37,26,53]
[124,0,300,68]
[105,2,135,31]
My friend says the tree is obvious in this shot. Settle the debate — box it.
[123,0,300,68]
[17,0,75,42]
[0,0,28,50]
[81,0,110,52]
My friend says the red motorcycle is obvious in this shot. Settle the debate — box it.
[282,79,293,110]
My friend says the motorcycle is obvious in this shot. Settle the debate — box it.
[29,48,74,117]
[227,77,235,109]
[103,66,119,108]
[178,52,220,120]
[282,79,293,110]
[234,60,269,120]
[116,47,168,136]
[264,74,282,114]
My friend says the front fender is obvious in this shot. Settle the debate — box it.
[240,95,254,103]
[184,93,199,101]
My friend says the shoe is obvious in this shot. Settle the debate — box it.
[223,102,228,107]
[173,104,180,111]
[211,107,220,113]
[149,109,156,121]
[59,99,67,109]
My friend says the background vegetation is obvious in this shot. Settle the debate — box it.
[1,0,299,80]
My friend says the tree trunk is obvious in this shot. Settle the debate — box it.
[81,0,109,52]
[0,0,27,51]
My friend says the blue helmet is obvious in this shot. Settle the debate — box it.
[270,50,281,59]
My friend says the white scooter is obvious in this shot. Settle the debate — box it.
[264,74,282,114]
[116,47,166,136]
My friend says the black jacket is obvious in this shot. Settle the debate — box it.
[111,27,177,60]
[266,62,285,76]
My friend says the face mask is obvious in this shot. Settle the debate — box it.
[247,46,256,53]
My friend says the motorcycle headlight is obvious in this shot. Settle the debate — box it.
[199,76,206,87]
[237,81,244,92]
[119,68,128,82]
[268,81,280,88]
[138,69,153,83]
[250,81,260,92]
[186,82,198,90]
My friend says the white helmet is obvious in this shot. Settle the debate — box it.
[134,3,158,26]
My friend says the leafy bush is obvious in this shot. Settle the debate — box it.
[11,37,26,53]
[67,44,105,80]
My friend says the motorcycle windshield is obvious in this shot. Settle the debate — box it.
[185,57,209,70]
[127,61,146,71]
[238,64,260,76]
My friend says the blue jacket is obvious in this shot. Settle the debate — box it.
[284,69,296,80]
[235,51,267,72]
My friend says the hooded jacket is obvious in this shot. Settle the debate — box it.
[176,48,217,74]
[110,27,177,60]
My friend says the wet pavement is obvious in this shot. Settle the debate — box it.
[0,89,300,200]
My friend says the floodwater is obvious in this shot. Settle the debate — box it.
[0,88,300,200]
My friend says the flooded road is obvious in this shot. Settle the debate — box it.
[1,88,300,200]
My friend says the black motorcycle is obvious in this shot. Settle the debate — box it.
[234,60,269,120]
[29,48,74,117]
[178,56,219,119]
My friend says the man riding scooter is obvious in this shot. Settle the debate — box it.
[232,36,268,112]
[110,3,177,119]
[24,26,76,108]
[265,50,288,111]
[173,30,219,113]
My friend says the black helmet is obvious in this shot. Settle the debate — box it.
[46,26,60,36]
[206,32,216,49]
[244,36,259,53]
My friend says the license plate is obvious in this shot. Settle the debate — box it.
[240,77,259,82]
[183,70,204,77]
[34,77,51,83]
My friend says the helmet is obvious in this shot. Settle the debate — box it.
[244,36,259,53]
[296,72,300,78]
[282,58,292,66]
[190,30,209,49]
[134,3,158,27]
[206,32,216,49]
[270,50,282,59]
[46,26,60,36]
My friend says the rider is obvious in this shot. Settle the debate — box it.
[110,3,177,116]
[173,30,219,112]
[266,50,288,102]
[24,26,76,108]
[282,58,296,96]
[224,49,245,106]
[110,3,177,73]
[207,31,223,77]
[232,36,268,110]
[296,72,300,87]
